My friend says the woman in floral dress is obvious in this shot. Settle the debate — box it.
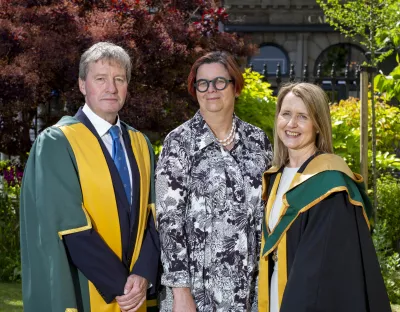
[156,51,273,312]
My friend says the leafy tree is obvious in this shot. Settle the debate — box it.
[316,0,400,66]
[375,58,400,102]
[331,98,400,296]
[0,0,255,159]
[316,0,400,216]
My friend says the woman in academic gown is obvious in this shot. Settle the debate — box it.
[258,82,391,312]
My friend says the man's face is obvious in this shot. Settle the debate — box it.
[79,58,128,123]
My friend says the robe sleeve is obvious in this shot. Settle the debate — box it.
[281,191,391,312]
[130,212,160,294]
[63,230,127,302]
[21,128,83,311]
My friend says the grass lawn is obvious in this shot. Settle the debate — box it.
[0,283,22,312]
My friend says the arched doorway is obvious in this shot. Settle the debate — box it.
[249,43,290,76]
[314,43,366,77]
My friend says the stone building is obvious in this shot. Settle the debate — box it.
[222,0,369,82]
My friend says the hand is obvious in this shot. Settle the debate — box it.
[116,274,148,312]
[172,287,196,312]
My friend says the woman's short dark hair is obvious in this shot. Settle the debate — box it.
[187,51,244,99]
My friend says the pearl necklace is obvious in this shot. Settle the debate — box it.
[216,118,236,147]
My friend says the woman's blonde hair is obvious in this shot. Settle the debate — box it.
[273,82,333,167]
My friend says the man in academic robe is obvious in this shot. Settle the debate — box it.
[20,42,160,312]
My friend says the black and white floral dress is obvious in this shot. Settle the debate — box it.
[156,111,273,311]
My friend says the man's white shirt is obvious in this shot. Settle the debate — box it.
[82,104,132,194]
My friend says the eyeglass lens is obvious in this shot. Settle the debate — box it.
[195,77,231,92]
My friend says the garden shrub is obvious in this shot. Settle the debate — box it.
[329,97,400,304]
[235,69,276,141]
[371,174,400,304]
[0,160,22,282]
[330,97,400,175]
[152,140,163,159]
[375,62,400,102]
[376,175,400,250]
[373,220,400,304]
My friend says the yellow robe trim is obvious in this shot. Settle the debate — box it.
[258,173,280,312]
[128,131,151,271]
[258,235,270,312]
[147,299,158,307]
[58,204,92,239]
[263,154,368,228]
[58,124,151,312]
[127,131,152,312]
[277,233,287,307]
[264,154,364,192]
[268,173,299,311]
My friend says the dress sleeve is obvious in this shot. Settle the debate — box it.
[281,192,391,312]
[155,135,191,287]
[263,131,273,168]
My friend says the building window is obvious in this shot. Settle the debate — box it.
[314,43,366,77]
[249,44,289,76]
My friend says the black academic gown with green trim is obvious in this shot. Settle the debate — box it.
[258,153,391,312]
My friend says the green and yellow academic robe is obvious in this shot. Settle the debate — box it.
[258,153,391,312]
[20,111,159,312]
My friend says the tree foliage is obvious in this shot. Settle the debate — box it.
[316,0,400,215]
[316,0,400,66]
[375,58,400,102]
[0,0,255,158]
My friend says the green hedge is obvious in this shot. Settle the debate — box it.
[0,161,21,282]
[235,69,276,141]
[330,97,400,175]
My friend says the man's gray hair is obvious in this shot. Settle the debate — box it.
[79,42,132,83]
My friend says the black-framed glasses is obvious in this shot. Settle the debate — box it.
[194,77,233,93]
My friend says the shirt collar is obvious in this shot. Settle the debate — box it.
[191,111,215,150]
[192,110,245,151]
[82,104,121,137]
